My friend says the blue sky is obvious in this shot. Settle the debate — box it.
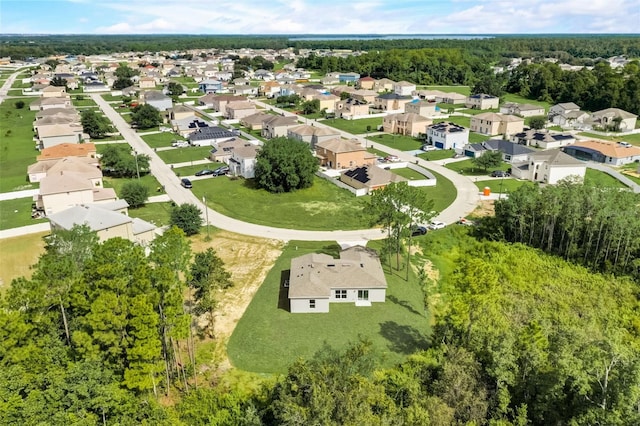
[2,0,639,34]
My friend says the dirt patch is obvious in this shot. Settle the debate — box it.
[189,231,284,369]
[471,200,496,217]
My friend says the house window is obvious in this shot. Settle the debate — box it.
[357,290,369,301]
[309,299,316,309]
[335,290,347,299]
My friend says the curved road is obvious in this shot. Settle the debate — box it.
[92,94,480,242]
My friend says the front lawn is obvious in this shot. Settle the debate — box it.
[0,98,39,193]
[191,176,371,231]
[416,149,456,161]
[368,134,422,151]
[103,174,164,197]
[457,108,500,115]
[155,146,214,165]
[127,201,173,227]
[445,158,511,176]
[322,117,382,134]
[468,132,492,143]
[227,240,430,373]
[392,167,428,180]
[141,132,185,149]
[418,169,457,214]
[171,162,226,177]
[474,179,534,194]
[584,169,629,189]
[72,96,97,107]
[0,197,46,230]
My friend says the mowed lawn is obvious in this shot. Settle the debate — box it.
[584,168,629,189]
[445,158,511,176]
[227,240,430,374]
[0,197,47,230]
[368,134,423,151]
[418,169,457,214]
[321,117,382,134]
[127,201,173,227]
[155,146,213,164]
[103,174,164,196]
[419,85,471,96]
[141,132,185,149]
[474,179,534,194]
[191,176,372,231]
[0,98,39,192]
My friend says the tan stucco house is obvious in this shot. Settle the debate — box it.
[315,138,377,170]
[470,112,524,137]
[383,112,432,137]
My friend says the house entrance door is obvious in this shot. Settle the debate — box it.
[357,290,369,301]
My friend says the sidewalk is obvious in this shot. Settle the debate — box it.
[0,189,38,201]
[0,222,49,239]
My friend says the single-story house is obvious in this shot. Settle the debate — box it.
[240,112,273,131]
[48,203,156,245]
[563,140,640,166]
[470,112,524,137]
[30,96,73,111]
[511,130,575,149]
[500,102,546,118]
[229,85,258,97]
[465,94,499,110]
[188,126,237,146]
[37,142,97,162]
[228,143,259,178]
[172,116,211,137]
[586,108,637,132]
[82,81,110,92]
[383,112,432,137]
[462,139,534,163]
[288,246,387,313]
[338,72,360,83]
[511,149,586,185]
[548,102,589,127]
[425,122,469,150]
[142,91,173,111]
[315,137,377,170]
[340,164,406,193]
[225,100,256,119]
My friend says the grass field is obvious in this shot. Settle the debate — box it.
[416,149,456,161]
[392,167,428,180]
[155,146,213,164]
[445,158,511,176]
[0,98,39,193]
[418,168,457,214]
[368,133,423,151]
[0,232,48,290]
[171,162,226,177]
[191,176,371,231]
[227,240,430,373]
[474,178,533,193]
[578,132,640,146]
[322,117,382,134]
[103,174,164,196]
[0,197,47,230]
[584,169,629,189]
[127,201,173,227]
[421,85,471,96]
[457,108,500,116]
[72,96,97,107]
[468,132,492,143]
[501,93,551,111]
[141,132,185,148]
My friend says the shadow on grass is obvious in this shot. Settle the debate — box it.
[379,320,429,355]
[387,295,422,316]
[278,269,291,311]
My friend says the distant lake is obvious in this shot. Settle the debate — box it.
[289,34,494,41]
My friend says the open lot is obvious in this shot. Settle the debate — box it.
[0,98,39,193]
[368,133,423,151]
[141,132,186,148]
[192,176,371,231]
[416,149,456,161]
[445,158,511,176]
[171,162,226,177]
[418,168,457,214]
[127,201,173,227]
[501,93,552,111]
[103,174,164,196]
[474,179,533,194]
[227,240,429,373]
[322,117,382,134]
[0,197,47,230]
[392,167,429,180]
[0,232,48,291]
[584,168,629,189]
[155,146,213,164]
[420,85,471,96]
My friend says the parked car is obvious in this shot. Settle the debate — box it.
[428,221,446,230]
[385,155,400,162]
[180,178,192,188]
[411,225,427,236]
[421,144,437,151]
[491,170,510,177]
[172,140,190,148]
[195,169,214,176]
[212,166,230,176]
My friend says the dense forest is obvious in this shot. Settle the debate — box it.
[2,225,639,425]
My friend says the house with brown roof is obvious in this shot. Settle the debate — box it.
[27,156,97,183]
[240,112,273,130]
[37,142,97,162]
[36,170,117,216]
[383,112,432,137]
[258,81,281,98]
[357,76,375,90]
[372,78,395,92]
[225,100,256,119]
[208,94,247,113]
[261,115,299,139]
[288,246,387,313]
[511,149,586,184]
[470,112,524,137]
[288,124,340,148]
[315,138,377,170]
[340,164,406,193]
[564,140,640,166]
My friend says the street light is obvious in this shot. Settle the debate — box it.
[133,149,140,180]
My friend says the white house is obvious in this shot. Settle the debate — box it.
[288,246,387,313]
[511,130,575,149]
[228,143,259,178]
[500,102,546,118]
[465,94,499,110]
[511,149,586,184]
[563,140,640,166]
[425,122,469,150]
[393,80,416,96]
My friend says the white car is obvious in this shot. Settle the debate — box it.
[428,221,446,230]
[171,140,189,148]
[421,144,437,151]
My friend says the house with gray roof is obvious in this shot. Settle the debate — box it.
[462,139,534,163]
[142,90,173,111]
[511,129,575,149]
[288,246,387,313]
[188,126,237,146]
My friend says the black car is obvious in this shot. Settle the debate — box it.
[180,178,193,188]
[491,170,510,177]
[212,166,230,176]
[411,226,427,236]
[195,169,214,176]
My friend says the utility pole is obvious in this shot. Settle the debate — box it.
[202,195,210,239]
